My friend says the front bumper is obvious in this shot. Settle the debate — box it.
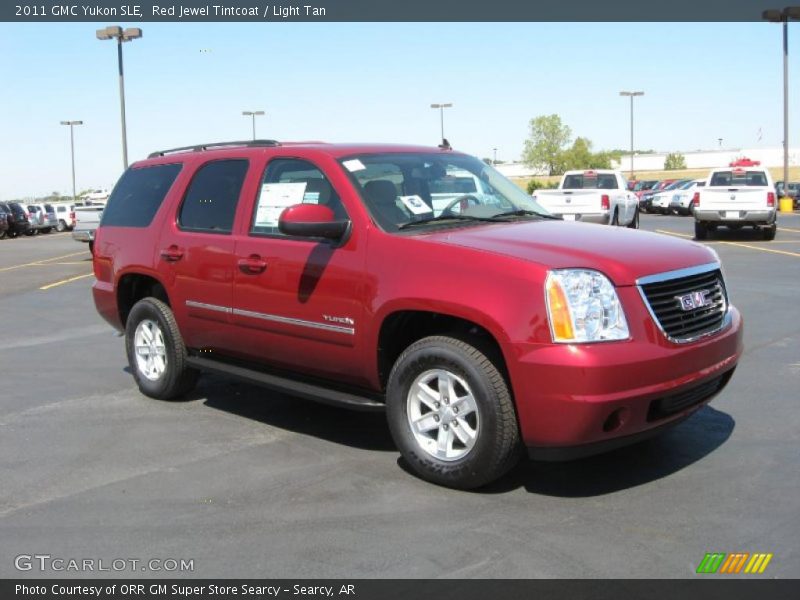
[506,292,743,458]
[694,209,776,224]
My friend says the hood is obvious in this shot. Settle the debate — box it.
[418,220,716,286]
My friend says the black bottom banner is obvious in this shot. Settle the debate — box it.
[2,580,798,600]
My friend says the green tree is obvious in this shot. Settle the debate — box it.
[562,137,614,171]
[665,152,687,170]
[523,114,572,176]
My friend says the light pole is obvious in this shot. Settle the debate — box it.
[763,7,800,198]
[492,147,498,165]
[619,91,644,178]
[60,120,83,204]
[430,103,453,143]
[96,26,142,169]
[242,111,265,140]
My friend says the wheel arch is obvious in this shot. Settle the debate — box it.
[117,272,171,328]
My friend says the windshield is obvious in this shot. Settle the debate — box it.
[339,152,549,232]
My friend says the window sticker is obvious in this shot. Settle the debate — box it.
[254,182,307,227]
[303,191,320,204]
[399,195,433,215]
[343,159,366,172]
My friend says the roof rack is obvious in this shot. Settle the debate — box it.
[147,139,281,158]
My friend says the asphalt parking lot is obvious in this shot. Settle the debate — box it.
[1,215,798,579]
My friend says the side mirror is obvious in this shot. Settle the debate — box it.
[278,203,350,240]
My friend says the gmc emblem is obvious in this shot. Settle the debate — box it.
[676,290,711,311]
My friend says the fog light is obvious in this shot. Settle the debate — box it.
[603,408,630,433]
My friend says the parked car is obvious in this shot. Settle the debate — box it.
[633,179,658,200]
[72,204,105,254]
[27,203,58,234]
[670,179,706,215]
[694,167,776,240]
[92,139,742,489]
[0,202,9,239]
[775,181,799,208]
[5,202,32,236]
[651,180,692,214]
[80,189,110,204]
[640,179,676,213]
[51,202,76,231]
[531,169,639,227]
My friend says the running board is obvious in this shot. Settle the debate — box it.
[186,356,385,412]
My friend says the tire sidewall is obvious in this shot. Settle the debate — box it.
[125,299,185,399]
[386,339,509,488]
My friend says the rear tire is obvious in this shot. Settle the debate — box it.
[763,223,777,241]
[627,208,640,229]
[41,227,51,234]
[611,209,619,226]
[694,221,709,240]
[88,241,94,255]
[56,220,67,232]
[125,297,199,400]
[386,335,521,489]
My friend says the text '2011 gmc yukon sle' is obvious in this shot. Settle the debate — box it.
[92,140,743,489]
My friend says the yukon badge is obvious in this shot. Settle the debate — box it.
[676,290,711,311]
[323,315,355,326]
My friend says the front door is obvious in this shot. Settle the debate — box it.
[230,157,369,387]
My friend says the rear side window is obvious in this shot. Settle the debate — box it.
[179,160,249,234]
[102,164,182,227]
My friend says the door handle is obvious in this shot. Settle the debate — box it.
[160,245,184,262]
[237,255,268,274]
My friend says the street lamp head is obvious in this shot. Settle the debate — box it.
[430,103,453,109]
[60,120,84,126]
[122,28,143,41]
[763,9,784,21]
[785,6,800,19]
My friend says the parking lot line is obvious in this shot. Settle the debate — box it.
[717,241,800,258]
[777,226,800,233]
[655,229,693,239]
[0,251,87,273]
[39,272,94,291]
[655,229,800,257]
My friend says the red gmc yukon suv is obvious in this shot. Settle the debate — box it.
[92,140,743,489]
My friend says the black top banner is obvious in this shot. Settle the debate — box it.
[1,0,785,22]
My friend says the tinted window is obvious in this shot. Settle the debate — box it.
[710,170,768,187]
[251,158,347,236]
[179,160,248,233]
[102,164,182,227]
[563,174,618,189]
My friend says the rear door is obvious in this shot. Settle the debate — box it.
[156,158,253,352]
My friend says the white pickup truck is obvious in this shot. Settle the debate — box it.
[693,167,777,241]
[531,169,639,228]
[71,204,104,253]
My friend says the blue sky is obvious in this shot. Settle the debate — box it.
[0,22,797,199]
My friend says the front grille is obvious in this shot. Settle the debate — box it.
[640,268,728,342]
[647,372,729,421]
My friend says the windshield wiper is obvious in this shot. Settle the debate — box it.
[397,214,498,230]
[489,209,561,220]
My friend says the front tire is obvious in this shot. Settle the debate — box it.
[125,297,199,400]
[386,336,520,489]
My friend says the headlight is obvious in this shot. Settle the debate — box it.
[545,269,629,343]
